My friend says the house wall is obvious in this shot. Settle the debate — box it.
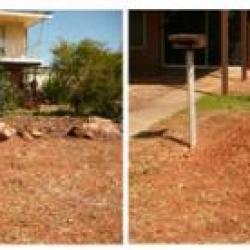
[0,22,26,58]
[247,15,250,67]
[130,11,250,78]
[129,11,162,75]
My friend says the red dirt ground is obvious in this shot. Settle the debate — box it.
[130,110,250,243]
[0,116,121,243]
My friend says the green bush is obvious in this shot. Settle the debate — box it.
[71,76,122,120]
[69,49,122,120]
[45,39,122,120]
[0,68,20,114]
[42,77,71,104]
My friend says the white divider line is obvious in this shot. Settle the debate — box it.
[122,8,129,245]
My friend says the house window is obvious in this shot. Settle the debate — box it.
[129,12,146,48]
[0,26,5,56]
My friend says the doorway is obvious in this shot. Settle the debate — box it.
[162,11,241,67]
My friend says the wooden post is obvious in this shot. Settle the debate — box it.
[221,11,229,95]
[168,33,206,148]
[186,50,196,148]
[241,11,247,81]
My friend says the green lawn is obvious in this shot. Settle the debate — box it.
[197,94,250,111]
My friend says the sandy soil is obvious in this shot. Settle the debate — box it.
[0,116,121,243]
[130,110,250,243]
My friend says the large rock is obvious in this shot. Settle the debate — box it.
[17,127,43,140]
[88,116,114,125]
[67,117,120,140]
[0,122,16,141]
[30,129,43,138]
[17,129,33,140]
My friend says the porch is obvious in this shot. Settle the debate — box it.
[129,11,249,95]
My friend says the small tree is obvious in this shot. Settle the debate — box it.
[43,39,122,120]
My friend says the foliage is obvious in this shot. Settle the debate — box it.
[0,67,20,114]
[41,76,71,104]
[43,39,122,120]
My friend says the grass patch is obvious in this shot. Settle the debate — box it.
[197,94,250,111]
[0,105,74,118]
[33,109,74,117]
[1,108,35,117]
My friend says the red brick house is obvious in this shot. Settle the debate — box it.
[129,11,249,94]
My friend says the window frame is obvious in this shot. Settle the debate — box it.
[130,12,147,50]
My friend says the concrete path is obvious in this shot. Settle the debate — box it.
[129,68,246,136]
[130,88,203,136]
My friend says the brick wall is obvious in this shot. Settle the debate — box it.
[129,11,162,76]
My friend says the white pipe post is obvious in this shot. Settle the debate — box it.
[186,50,196,148]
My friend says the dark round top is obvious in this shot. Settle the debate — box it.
[168,34,207,50]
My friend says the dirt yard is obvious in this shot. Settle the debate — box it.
[0,116,121,243]
[130,110,250,243]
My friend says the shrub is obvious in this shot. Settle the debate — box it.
[70,50,122,120]
[71,76,122,120]
[46,39,122,120]
[42,76,71,104]
[0,67,20,114]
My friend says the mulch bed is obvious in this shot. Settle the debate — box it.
[130,111,250,243]
[0,116,122,243]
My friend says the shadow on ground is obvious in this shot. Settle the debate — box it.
[134,128,189,147]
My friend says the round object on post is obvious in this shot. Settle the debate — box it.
[168,33,207,148]
[168,33,207,50]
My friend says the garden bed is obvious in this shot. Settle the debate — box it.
[0,115,122,243]
[130,100,250,243]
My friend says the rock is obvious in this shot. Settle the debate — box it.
[97,122,121,139]
[88,116,113,125]
[17,127,43,140]
[67,117,120,140]
[17,129,33,141]
[30,129,43,138]
[67,126,92,138]
[0,122,16,141]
